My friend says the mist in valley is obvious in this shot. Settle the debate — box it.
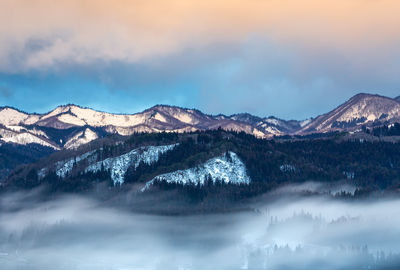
[1,187,400,270]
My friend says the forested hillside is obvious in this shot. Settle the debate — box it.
[3,130,400,198]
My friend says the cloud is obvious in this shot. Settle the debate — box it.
[1,0,400,118]
[1,0,400,72]
[1,190,400,269]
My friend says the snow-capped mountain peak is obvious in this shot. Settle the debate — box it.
[2,93,400,150]
[299,93,400,133]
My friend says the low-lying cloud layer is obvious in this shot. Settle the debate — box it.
[1,190,400,269]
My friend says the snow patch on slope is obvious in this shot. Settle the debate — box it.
[262,126,282,135]
[153,112,167,123]
[142,151,250,191]
[27,128,49,139]
[300,119,312,127]
[55,150,98,178]
[85,144,178,184]
[0,128,58,149]
[39,105,148,128]
[5,125,26,132]
[264,118,280,126]
[57,113,87,126]
[69,106,146,127]
[64,128,98,149]
[0,108,28,125]
[252,128,267,138]
[152,106,203,125]
[174,112,197,124]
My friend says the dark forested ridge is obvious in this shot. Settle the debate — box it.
[2,129,400,203]
[0,143,54,181]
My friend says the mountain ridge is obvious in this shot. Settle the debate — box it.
[1,93,400,151]
[5,129,400,200]
[298,93,400,133]
[2,92,399,122]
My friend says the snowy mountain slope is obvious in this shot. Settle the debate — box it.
[0,126,59,149]
[0,107,40,126]
[0,104,289,149]
[142,151,250,191]
[261,117,301,135]
[225,113,300,136]
[38,105,144,128]
[229,113,263,126]
[54,150,98,178]
[85,144,178,184]
[36,143,178,182]
[63,128,98,149]
[2,93,400,150]
[147,105,214,126]
[0,108,29,126]
[139,106,274,137]
[298,93,400,133]
[299,118,312,127]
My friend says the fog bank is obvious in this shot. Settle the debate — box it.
[1,192,400,269]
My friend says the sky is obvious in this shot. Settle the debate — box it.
[1,0,400,120]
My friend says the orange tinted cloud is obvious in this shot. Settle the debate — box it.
[1,0,399,71]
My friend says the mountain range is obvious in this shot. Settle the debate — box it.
[2,92,400,201]
[1,93,400,151]
[4,124,400,204]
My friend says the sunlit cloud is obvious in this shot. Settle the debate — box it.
[1,0,400,118]
[2,0,399,72]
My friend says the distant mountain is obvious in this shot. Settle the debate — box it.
[298,93,400,134]
[1,93,400,153]
[0,104,298,150]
